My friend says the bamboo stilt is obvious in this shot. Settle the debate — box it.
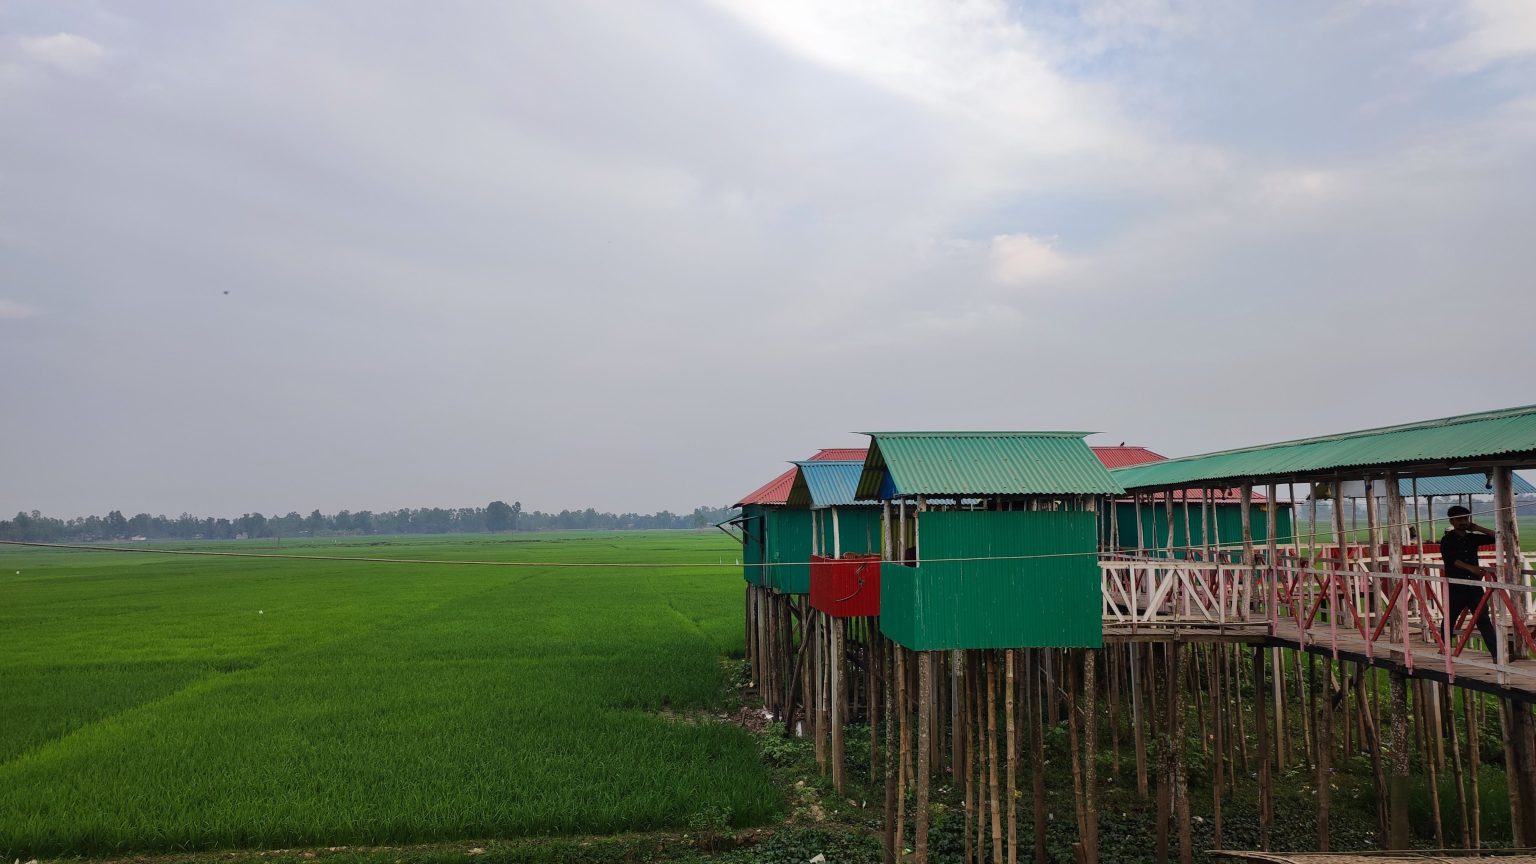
[1083,649,1099,864]
[1467,690,1482,849]
[987,651,1003,864]
[1389,671,1409,849]
[1252,645,1272,851]
[1444,683,1470,849]
[1030,650,1047,864]
[884,637,897,864]
[1006,649,1018,864]
[915,651,931,864]
[1317,656,1332,853]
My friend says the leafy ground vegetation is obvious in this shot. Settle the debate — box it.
[0,533,779,857]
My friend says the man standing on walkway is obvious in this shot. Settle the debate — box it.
[1440,505,1501,662]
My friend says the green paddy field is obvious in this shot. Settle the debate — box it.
[0,532,778,857]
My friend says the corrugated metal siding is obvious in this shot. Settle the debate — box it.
[1110,502,1295,552]
[766,509,813,594]
[810,506,882,557]
[859,432,1124,498]
[741,504,767,586]
[880,511,1102,650]
[1114,404,1536,490]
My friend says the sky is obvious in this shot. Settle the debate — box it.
[3,1,1536,518]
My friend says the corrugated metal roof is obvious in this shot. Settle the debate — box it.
[787,460,868,508]
[814,448,869,461]
[1337,473,1536,497]
[733,448,871,507]
[1092,446,1166,469]
[733,467,798,508]
[856,432,1125,498]
[1113,404,1536,491]
[1094,445,1267,501]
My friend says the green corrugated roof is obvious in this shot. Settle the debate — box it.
[1114,404,1536,491]
[855,431,1124,498]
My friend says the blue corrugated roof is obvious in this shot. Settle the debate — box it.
[787,461,869,508]
[1395,473,1535,496]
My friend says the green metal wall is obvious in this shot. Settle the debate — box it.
[810,507,882,557]
[880,510,1101,650]
[766,508,814,594]
[1111,502,1294,556]
[740,504,767,586]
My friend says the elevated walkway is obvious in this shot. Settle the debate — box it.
[1100,552,1536,703]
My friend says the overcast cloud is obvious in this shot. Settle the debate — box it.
[2,1,1535,518]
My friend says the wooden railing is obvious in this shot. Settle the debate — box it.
[1101,549,1536,687]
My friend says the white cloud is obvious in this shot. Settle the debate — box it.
[989,233,1072,285]
[1431,0,1536,73]
[0,300,40,320]
[19,33,106,75]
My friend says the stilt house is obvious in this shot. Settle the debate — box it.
[854,431,1124,650]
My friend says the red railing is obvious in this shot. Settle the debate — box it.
[1102,548,1536,687]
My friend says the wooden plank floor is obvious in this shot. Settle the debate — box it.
[1102,617,1536,702]
[1212,853,1536,864]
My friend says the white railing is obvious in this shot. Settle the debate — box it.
[1101,549,1536,687]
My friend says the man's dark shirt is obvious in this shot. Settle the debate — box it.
[1440,529,1495,597]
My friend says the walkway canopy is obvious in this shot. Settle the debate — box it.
[1112,404,1536,492]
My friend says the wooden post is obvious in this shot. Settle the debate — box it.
[1241,482,1255,625]
[1131,642,1148,799]
[1387,472,1409,668]
[1466,689,1482,849]
[1418,679,1445,847]
[1388,671,1409,849]
[1083,649,1099,864]
[1030,650,1047,864]
[832,617,846,793]
[1493,467,1522,660]
[1154,645,1170,864]
[1211,646,1224,849]
[987,651,1003,864]
[952,650,965,791]
[884,638,897,864]
[1068,657,1086,846]
[1252,645,1272,850]
[1006,649,1018,864]
[1510,700,1536,848]
[1443,683,1470,849]
[1173,643,1191,864]
[915,651,931,864]
[1317,655,1332,852]
[896,645,908,861]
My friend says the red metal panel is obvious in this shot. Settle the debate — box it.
[809,553,881,618]
[812,448,868,461]
[1091,446,1166,469]
[1094,447,1266,501]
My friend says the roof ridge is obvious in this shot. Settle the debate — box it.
[865,430,1094,438]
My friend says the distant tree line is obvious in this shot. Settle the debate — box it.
[0,502,737,543]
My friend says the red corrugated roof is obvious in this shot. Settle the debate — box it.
[812,448,868,461]
[734,449,869,507]
[1095,446,1267,501]
[1092,446,1166,469]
